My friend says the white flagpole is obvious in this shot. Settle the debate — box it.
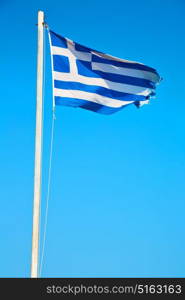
[31,10,44,278]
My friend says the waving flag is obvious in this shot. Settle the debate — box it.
[49,30,161,114]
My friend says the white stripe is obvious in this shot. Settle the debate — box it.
[51,46,91,61]
[92,62,159,82]
[51,44,137,64]
[53,72,152,96]
[66,40,78,74]
[54,88,134,108]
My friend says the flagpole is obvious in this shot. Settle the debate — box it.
[31,10,44,278]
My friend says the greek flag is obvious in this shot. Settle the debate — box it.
[49,30,161,114]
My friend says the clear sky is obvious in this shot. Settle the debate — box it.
[0,0,185,278]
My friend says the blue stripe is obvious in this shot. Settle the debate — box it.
[75,60,155,89]
[74,42,91,53]
[54,80,148,102]
[50,30,68,48]
[55,96,129,114]
[92,54,159,75]
[95,70,155,88]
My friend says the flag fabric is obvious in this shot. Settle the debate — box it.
[49,30,161,115]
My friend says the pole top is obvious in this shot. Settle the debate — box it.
[38,10,44,27]
[38,10,44,15]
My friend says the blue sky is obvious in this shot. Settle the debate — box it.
[0,0,185,277]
